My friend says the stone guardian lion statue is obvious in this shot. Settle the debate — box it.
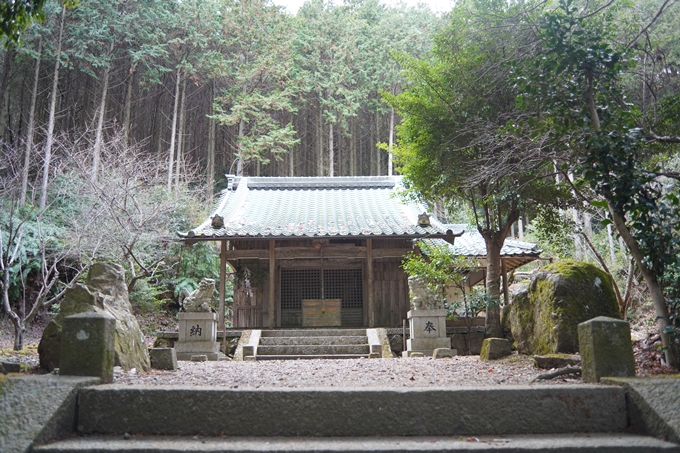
[182,278,215,312]
[408,275,442,310]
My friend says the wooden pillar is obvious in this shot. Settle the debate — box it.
[219,240,227,350]
[268,240,276,328]
[367,238,374,327]
[501,258,509,306]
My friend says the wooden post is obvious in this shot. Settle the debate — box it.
[268,240,276,329]
[367,238,374,327]
[501,258,509,306]
[219,240,227,351]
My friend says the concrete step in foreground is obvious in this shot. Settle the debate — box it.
[35,433,680,453]
[75,385,628,437]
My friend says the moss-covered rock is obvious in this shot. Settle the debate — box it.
[500,303,514,343]
[508,260,620,355]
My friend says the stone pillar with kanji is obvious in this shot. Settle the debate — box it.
[406,309,451,356]
[175,312,220,360]
[175,279,220,361]
[404,276,452,357]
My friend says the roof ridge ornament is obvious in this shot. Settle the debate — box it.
[211,214,224,229]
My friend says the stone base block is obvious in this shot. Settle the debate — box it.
[59,312,115,383]
[176,352,220,361]
[149,348,178,370]
[578,316,635,383]
[533,354,581,369]
[175,341,220,353]
[407,337,451,356]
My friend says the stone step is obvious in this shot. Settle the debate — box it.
[34,434,680,453]
[255,354,368,360]
[255,345,371,356]
[76,385,628,437]
[259,336,368,346]
[260,329,367,337]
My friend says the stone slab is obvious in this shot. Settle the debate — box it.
[34,433,680,453]
[533,354,581,369]
[0,375,98,453]
[602,377,680,445]
[77,385,628,437]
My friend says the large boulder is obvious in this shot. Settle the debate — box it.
[508,260,620,355]
[38,263,150,372]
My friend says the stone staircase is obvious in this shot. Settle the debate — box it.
[33,384,679,452]
[243,328,376,360]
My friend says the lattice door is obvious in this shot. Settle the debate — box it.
[280,268,363,326]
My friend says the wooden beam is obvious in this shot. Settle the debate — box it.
[371,248,413,258]
[221,246,413,261]
[268,240,276,328]
[218,240,227,350]
[223,249,269,260]
[367,238,374,327]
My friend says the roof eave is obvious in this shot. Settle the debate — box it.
[176,231,464,242]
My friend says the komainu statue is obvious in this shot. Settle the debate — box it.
[408,275,442,310]
[182,278,215,312]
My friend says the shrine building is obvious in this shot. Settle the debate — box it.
[179,175,463,329]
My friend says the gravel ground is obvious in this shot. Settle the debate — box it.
[113,353,583,387]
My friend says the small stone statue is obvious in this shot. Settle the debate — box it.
[182,278,215,312]
[408,275,442,310]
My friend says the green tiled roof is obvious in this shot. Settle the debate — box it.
[180,176,463,240]
[440,224,541,257]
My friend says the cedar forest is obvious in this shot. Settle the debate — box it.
[0,0,678,368]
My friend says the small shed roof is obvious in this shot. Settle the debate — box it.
[180,176,464,240]
[424,225,541,273]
